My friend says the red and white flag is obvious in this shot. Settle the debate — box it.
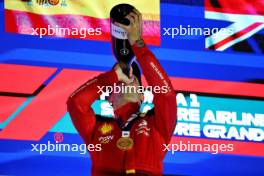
[205,0,264,51]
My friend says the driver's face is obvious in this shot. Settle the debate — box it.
[108,75,142,110]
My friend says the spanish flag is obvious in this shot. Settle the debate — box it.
[5,0,160,45]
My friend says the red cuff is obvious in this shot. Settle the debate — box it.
[132,42,149,57]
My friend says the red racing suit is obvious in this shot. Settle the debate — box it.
[67,44,177,176]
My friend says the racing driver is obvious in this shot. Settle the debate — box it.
[67,7,177,176]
